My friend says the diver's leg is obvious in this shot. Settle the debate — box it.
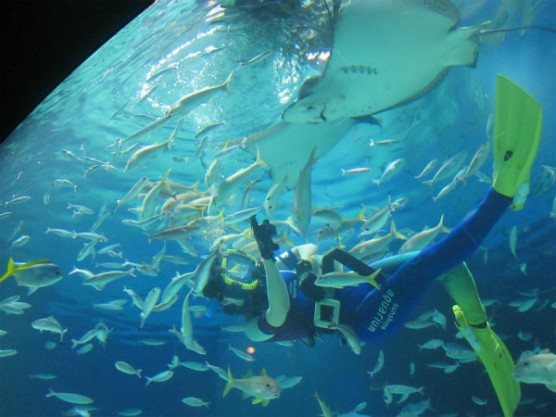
[414,74,543,276]
[352,186,508,334]
[415,188,512,278]
[338,75,542,337]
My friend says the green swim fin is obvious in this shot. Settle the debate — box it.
[453,305,520,417]
[492,74,543,210]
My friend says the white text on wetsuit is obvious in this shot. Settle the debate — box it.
[367,289,399,333]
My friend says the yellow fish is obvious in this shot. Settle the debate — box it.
[0,258,61,294]
[223,368,280,406]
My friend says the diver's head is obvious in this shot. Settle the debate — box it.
[201,250,267,315]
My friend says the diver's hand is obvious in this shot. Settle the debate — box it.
[250,215,279,260]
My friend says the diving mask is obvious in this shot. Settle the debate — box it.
[222,250,259,291]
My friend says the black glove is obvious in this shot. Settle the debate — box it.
[250,215,279,260]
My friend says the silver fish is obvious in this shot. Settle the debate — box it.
[368,350,385,378]
[115,176,150,210]
[46,389,93,405]
[372,158,404,187]
[8,260,63,294]
[294,148,317,237]
[264,179,287,218]
[123,71,234,144]
[140,287,161,328]
[145,369,173,386]
[513,351,556,392]
[115,361,142,378]
[32,316,67,343]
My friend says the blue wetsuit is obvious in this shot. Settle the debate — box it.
[256,188,512,343]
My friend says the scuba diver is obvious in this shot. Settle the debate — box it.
[200,75,542,417]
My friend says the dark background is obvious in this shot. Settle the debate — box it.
[0,0,153,143]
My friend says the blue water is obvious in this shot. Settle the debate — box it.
[1,1,555,416]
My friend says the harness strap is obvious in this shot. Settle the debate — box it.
[322,248,387,287]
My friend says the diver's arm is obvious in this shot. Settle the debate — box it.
[262,259,290,327]
[243,256,291,342]
[243,262,290,341]
[250,216,290,327]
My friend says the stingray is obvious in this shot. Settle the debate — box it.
[242,119,355,189]
[282,0,480,123]
[247,0,479,189]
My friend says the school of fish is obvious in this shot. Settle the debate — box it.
[0,0,555,416]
